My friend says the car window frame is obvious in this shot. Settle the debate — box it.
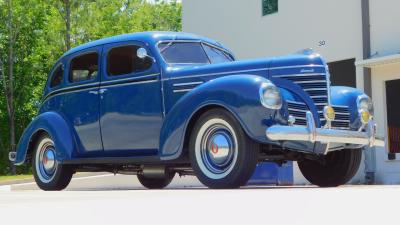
[156,40,235,65]
[102,41,156,82]
[66,49,101,87]
[201,42,235,64]
[48,63,65,90]
[106,43,154,78]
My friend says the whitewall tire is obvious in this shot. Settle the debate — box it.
[32,134,73,191]
[189,108,258,189]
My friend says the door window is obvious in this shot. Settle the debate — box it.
[69,52,99,83]
[158,42,210,64]
[107,45,152,76]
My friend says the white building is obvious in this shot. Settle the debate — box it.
[183,0,400,184]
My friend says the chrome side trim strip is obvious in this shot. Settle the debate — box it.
[173,88,193,93]
[100,73,159,85]
[101,79,158,88]
[268,65,325,70]
[273,73,325,78]
[173,81,204,87]
[163,68,268,81]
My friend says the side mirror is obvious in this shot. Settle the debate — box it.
[137,48,155,62]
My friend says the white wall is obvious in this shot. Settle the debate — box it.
[371,63,400,184]
[370,0,400,57]
[183,0,367,184]
[183,0,363,62]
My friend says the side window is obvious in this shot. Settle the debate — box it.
[158,42,210,64]
[50,65,64,88]
[203,44,233,64]
[69,52,99,83]
[108,45,152,76]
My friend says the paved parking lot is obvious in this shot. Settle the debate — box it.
[1,174,399,225]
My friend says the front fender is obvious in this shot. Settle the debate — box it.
[330,86,365,129]
[15,111,76,165]
[159,75,277,160]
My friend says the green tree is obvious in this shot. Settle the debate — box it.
[0,0,181,175]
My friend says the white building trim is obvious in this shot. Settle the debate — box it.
[356,54,400,68]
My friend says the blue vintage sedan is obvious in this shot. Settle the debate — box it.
[10,32,384,190]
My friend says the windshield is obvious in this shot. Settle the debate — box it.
[158,41,233,65]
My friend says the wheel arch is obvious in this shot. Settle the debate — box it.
[182,104,243,157]
[14,111,77,165]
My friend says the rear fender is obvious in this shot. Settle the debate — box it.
[14,112,76,165]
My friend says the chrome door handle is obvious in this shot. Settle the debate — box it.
[89,90,99,95]
[99,89,108,94]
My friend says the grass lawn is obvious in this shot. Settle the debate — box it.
[0,174,33,182]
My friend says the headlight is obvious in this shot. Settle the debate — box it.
[357,94,374,115]
[259,82,282,110]
[357,94,373,124]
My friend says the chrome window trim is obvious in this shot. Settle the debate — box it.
[68,50,100,84]
[156,40,234,61]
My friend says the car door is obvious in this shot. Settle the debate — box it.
[99,41,163,155]
[61,48,103,156]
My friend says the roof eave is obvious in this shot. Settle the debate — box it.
[355,54,400,68]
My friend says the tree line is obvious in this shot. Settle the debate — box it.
[0,0,181,175]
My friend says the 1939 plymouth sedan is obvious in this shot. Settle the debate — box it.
[10,32,384,190]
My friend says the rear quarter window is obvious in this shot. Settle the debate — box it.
[50,65,64,88]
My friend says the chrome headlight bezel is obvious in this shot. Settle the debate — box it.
[259,82,282,110]
[357,94,374,115]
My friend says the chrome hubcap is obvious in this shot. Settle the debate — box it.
[36,139,58,183]
[42,148,56,175]
[201,124,236,174]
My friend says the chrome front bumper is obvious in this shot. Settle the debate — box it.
[266,111,385,148]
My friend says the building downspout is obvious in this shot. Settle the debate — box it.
[361,0,376,184]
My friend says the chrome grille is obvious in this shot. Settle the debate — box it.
[287,101,308,126]
[286,101,350,129]
[274,73,328,124]
[331,106,350,130]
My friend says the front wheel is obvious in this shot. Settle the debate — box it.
[32,134,74,191]
[189,108,258,189]
[298,148,362,187]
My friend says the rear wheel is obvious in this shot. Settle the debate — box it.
[32,134,74,191]
[298,148,362,187]
[189,108,258,189]
[137,172,175,189]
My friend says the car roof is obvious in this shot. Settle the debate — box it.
[62,31,229,58]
